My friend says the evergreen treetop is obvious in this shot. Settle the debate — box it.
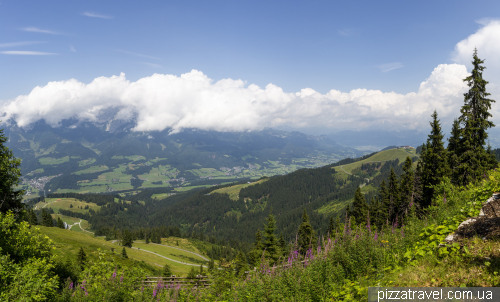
[455,49,497,185]
[421,110,450,206]
[0,127,24,216]
[297,209,317,255]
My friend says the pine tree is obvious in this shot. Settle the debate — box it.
[145,233,149,244]
[377,180,390,226]
[208,258,215,271]
[57,217,65,229]
[41,209,53,227]
[421,111,450,206]
[0,127,24,215]
[77,247,86,269]
[448,119,461,183]
[387,168,400,222]
[278,233,286,256]
[399,156,414,216]
[262,211,279,263]
[122,229,133,248]
[199,264,204,276]
[234,251,249,277]
[163,263,172,277]
[248,229,263,266]
[327,216,335,236]
[121,247,128,259]
[350,187,368,225]
[412,161,424,209]
[297,209,317,255]
[28,209,38,226]
[456,49,497,186]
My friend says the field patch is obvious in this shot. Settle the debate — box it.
[39,156,70,165]
[35,197,100,214]
[212,178,269,200]
[133,242,208,265]
[333,148,418,175]
[38,226,191,275]
[78,158,96,166]
[74,165,109,175]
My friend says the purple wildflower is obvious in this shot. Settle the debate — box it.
[85,291,88,297]
[153,288,157,298]
[373,231,378,241]
[120,274,124,283]
[112,268,117,279]
[367,211,371,233]
[69,282,73,290]
[141,286,144,293]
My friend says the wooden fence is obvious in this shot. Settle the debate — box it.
[140,275,211,288]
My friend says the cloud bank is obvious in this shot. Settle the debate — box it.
[0,64,469,134]
[2,20,500,134]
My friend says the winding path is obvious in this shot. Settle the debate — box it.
[111,241,210,268]
[68,219,94,234]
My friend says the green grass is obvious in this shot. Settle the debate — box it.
[333,148,418,174]
[38,156,70,165]
[211,178,268,200]
[38,226,191,275]
[151,193,171,200]
[35,197,100,214]
[74,165,109,175]
[133,242,208,265]
[77,158,96,166]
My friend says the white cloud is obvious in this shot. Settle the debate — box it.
[115,50,161,60]
[0,41,44,48]
[0,51,58,55]
[70,45,76,52]
[20,27,61,35]
[0,65,469,133]
[377,62,404,72]
[82,12,113,19]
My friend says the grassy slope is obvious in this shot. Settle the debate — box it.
[211,178,269,200]
[333,148,417,174]
[39,226,199,276]
[316,149,417,215]
[35,197,100,214]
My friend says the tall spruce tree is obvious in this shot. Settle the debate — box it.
[27,209,38,226]
[387,168,400,222]
[248,229,263,266]
[121,247,128,259]
[278,233,287,256]
[57,217,65,229]
[122,229,133,248]
[0,127,24,216]
[297,209,317,255]
[41,209,53,227]
[399,156,414,216]
[377,179,390,226]
[421,111,450,206]
[163,263,172,277]
[456,49,497,186]
[448,119,461,183]
[262,211,279,263]
[327,216,335,236]
[77,247,87,269]
[350,187,368,225]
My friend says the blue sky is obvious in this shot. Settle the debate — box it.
[1,0,500,134]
